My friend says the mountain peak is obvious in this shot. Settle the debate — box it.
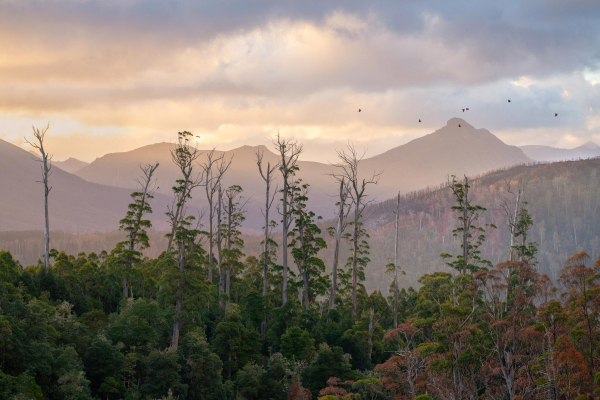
[445,117,471,128]
[580,140,599,150]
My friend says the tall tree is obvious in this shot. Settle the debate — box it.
[273,134,303,305]
[393,192,400,329]
[441,175,494,275]
[220,185,247,309]
[165,131,205,349]
[115,163,159,298]
[330,144,380,317]
[256,149,278,340]
[500,180,524,262]
[288,181,328,310]
[201,150,232,282]
[166,131,203,252]
[25,123,52,269]
[328,178,351,310]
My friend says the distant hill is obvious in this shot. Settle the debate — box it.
[0,138,172,233]
[520,141,600,162]
[75,118,531,229]
[5,158,600,292]
[53,157,89,174]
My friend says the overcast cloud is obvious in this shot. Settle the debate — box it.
[1,0,599,161]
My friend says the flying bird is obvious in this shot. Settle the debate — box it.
[466,108,469,111]
[419,119,421,123]
[508,99,511,103]
[462,109,465,112]
[555,113,558,117]
[358,109,361,112]
[459,124,461,127]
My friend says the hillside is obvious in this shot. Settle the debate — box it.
[53,157,89,173]
[4,158,599,292]
[74,118,531,229]
[0,139,172,233]
[520,141,600,161]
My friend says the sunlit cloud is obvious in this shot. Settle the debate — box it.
[1,1,600,161]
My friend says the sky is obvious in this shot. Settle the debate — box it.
[1,0,600,162]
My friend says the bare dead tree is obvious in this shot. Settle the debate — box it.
[273,133,303,305]
[25,124,52,269]
[166,132,203,252]
[330,144,381,317]
[328,178,351,310]
[201,149,233,282]
[499,180,526,311]
[500,180,524,262]
[256,149,279,341]
[217,185,224,306]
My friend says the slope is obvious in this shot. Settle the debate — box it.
[0,138,172,233]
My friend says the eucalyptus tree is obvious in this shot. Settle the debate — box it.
[327,178,351,310]
[115,162,159,298]
[273,133,303,305]
[220,185,248,309]
[201,149,232,282]
[165,131,205,349]
[288,181,328,310]
[256,148,279,340]
[25,123,52,269]
[166,131,203,252]
[441,175,494,276]
[330,144,381,317]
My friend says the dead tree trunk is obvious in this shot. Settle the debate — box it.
[256,149,278,342]
[393,191,400,329]
[329,145,381,318]
[25,124,52,269]
[202,151,232,282]
[273,134,303,305]
[217,186,224,307]
[329,179,349,310]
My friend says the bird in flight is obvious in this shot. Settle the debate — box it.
[462,109,465,112]
[459,124,461,127]
[555,113,558,117]
[419,119,421,123]
[358,109,361,112]
[466,108,469,111]
[508,99,511,103]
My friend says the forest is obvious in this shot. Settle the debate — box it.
[2,131,600,400]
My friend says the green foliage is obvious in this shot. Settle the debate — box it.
[280,326,315,361]
[301,343,360,397]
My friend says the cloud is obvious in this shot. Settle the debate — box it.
[1,1,600,161]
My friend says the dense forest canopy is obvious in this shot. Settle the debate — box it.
[2,132,600,399]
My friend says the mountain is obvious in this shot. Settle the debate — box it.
[519,141,600,162]
[5,158,600,292]
[357,157,600,290]
[0,138,172,233]
[53,157,89,174]
[75,118,531,229]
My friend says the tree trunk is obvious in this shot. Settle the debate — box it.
[261,167,270,343]
[172,241,185,349]
[225,196,232,310]
[352,203,359,317]
[282,179,289,305]
[208,211,214,282]
[43,175,50,269]
[393,192,400,329]
[217,187,224,307]
[462,176,469,275]
[329,180,345,310]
